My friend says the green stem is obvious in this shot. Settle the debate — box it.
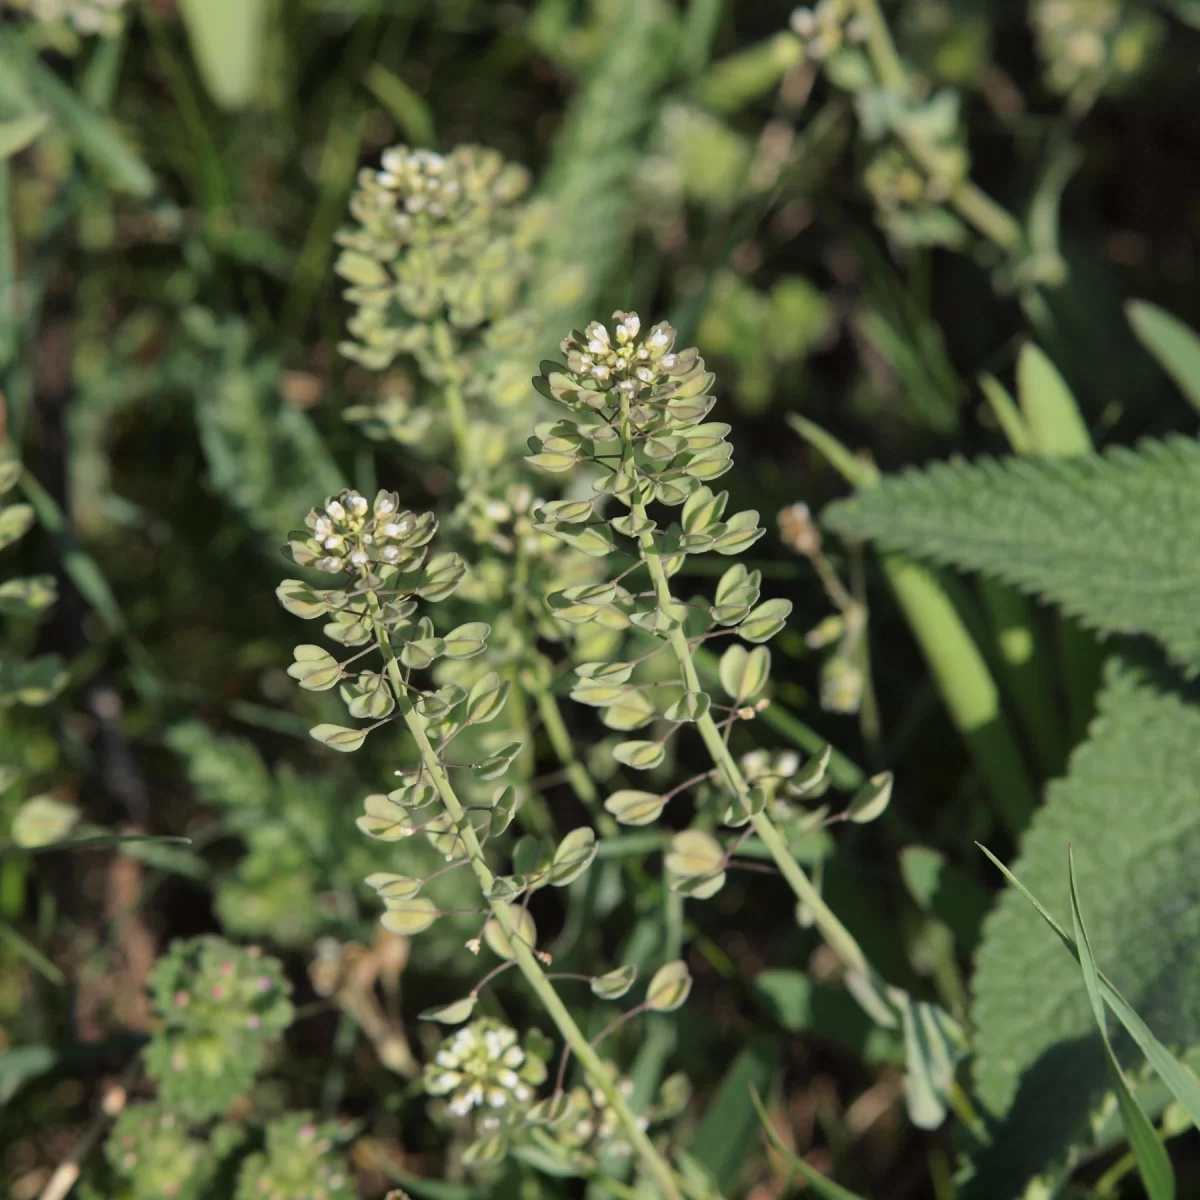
[431,321,472,473]
[846,0,1024,253]
[366,598,683,1200]
[632,505,886,1010]
[536,688,621,837]
[848,0,906,88]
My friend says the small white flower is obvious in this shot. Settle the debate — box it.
[313,517,333,538]
[325,500,347,522]
[381,546,399,562]
[791,6,816,37]
[323,535,344,551]
[350,550,369,567]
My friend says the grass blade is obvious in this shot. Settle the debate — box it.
[1127,300,1200,416]
[978,843,1200,1130]
[177,0,270,110]
[1068,847,1175,1200]
[748,1085,869,1200]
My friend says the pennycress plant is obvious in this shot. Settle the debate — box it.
[528,312,894,1012]
[276,487,689,1196]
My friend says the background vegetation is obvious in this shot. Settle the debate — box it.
[3,1,1200,1198]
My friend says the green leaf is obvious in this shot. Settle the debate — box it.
[0,113,49,161]
[665,830,724,878]
[739,598,792,643]
[443,622,490,660]
[686,1038,779,1194]
[483,907,536,960]
[0,462,21,495]
[364,872,423,900]
[612,740,665,770]
[276,579,330,619]
[466,672,510,724]
[548,827,597,886]
[11,797,79,848]
[380,897,440,935]
[823,438,1200,672]
[472,742,522,780]
[646,960,692,1012]
[604,790,666,826]
[845,772,893,824]
[0,503,34,550]
[341,671,394,719]
[970,659,1200,1194]
[1068,849,1176,1200]
[0,1044,57,1106]
[10,50,154,196]
[1016,343,1092,455]
[400,636,445,670]
[287,645,342,691]
[420,996,477,1025]
[979,844,1200,1133]
[748,1086,868,1200]
[590,965,638,1000]
[0,575,57,618]
[718,644,770,701]
[600,688,656,731]
[177,0,270,110]
[1128,300,1200,416]
[309,723,367,753]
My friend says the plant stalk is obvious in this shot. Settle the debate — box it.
[631,505,887,1010]
[366,597,684,1200]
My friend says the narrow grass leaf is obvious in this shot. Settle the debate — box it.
[748,1086,868,1200]
[1127,300,1200,415]
[1068,848,1175,1200]
[979,843,1200,1130]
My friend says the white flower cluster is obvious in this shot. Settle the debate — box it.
[561,1074,648,1157]
[425,1020,534,1118]
[347,144,530,258]
[8,0,126,35]
[561,311,682,398]
[302,489,417,575]
[789,1,869,61]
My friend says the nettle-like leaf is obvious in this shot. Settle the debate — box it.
[968,658,1200,1195]
[824,437,1200,672]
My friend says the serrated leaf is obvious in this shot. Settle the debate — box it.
[604,789,666,826]
[548,827,597,886]
[646,960,692,1012]
[970,658,1200,1195]
[590,965,638,1000]
[379,896,439,935]
[845,772,893,824]
[310,723,367,753]
[612,740,665,770]
[421,996,477,1024]
[824,438,1200,672]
